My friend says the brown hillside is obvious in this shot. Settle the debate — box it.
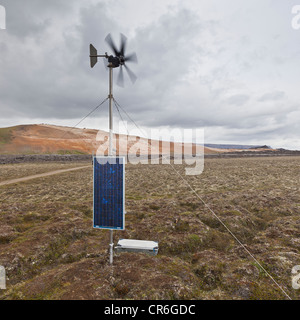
[0,124,216,155]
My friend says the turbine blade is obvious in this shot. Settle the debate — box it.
[103,57,108,70]
[120,33,127,57]
[117,66,124,87]
[124,52,138,63]
[124,64,137,84]
[105,33,119,56]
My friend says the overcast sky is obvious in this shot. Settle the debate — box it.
[0,0,299,149]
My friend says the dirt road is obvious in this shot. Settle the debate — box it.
[0,165,90,187]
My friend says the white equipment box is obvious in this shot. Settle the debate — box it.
[115,239,158,256]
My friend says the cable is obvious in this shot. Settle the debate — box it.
[113,99,130,136]
[113,98,147,138]
[167,161,292,300]
[112,98,292,300]
[59,97,109,140]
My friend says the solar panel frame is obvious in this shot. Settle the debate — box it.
[93,156,125,230]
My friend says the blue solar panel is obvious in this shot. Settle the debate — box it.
[93,156,125,230]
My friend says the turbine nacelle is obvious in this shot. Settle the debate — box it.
[107,55,125,68]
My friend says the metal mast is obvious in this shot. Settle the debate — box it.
[108,64,114,265]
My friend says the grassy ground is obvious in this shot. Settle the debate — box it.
[0,156,299,300]
[0,127,15,145]
[0,162,89,183]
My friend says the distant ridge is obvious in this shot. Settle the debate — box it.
[0,124,216,155]
[2,124,289,156]
[203,143,272,150]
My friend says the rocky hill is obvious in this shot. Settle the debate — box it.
[0,124,217,156]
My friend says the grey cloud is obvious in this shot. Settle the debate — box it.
[258,91,286,102]
[1,0,74,38]
[226,94,249,106]
[0,1,115,120]
[0,0,299,149]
